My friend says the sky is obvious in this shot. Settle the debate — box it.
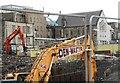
[0,0,120,21]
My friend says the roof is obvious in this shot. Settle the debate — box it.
[57,10,103,26]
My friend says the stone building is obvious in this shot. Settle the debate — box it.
[0,5,47,53]
[56,10,113,46]
[3,21,33,52]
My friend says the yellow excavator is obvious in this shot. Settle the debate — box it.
[25,35,97,82]
[3,35,97,82]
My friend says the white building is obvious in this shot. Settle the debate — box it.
[97,11,114,45]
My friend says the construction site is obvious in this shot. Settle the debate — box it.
[0,4,120,83]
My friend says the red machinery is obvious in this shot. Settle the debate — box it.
[4,26,26,54]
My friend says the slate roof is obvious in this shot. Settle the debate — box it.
[56,10,103,26]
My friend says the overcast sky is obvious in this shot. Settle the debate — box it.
[0,0,120,20]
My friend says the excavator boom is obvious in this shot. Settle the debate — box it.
[25,35,97,82]
[4,26,26,54]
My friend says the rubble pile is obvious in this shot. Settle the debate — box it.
[96,59,119,82]
[50,59,85,82]
[2,54,120,82]
[50,59,119,82]
[2,54,36,75]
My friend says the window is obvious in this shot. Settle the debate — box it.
[78,30,80,35]
[71,31,73,36]
[27,38,30,45]
[34,17,36,22]
[40,17,42,23]
[22,26,26,34]
[104,41,106,44]
[27,26,30,34]
[40,26,42,31]
[61,17,67,26]
[17,37,20,44]
[30,17,32,22]
[41,41,42,45]
[19,18,22,22]
[36,33,39,37]
[41,35,42,38]
[12,25,15,30]
[37,18,39,22]
[60,29,64,38]
[65,34,68,38]
[99,20,106,31]
[16,18,18,22]
[68,30,71,37]
[36,26,39,31]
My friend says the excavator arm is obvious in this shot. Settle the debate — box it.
[4,26,26,54]
[25,35,97,82]
[47,17,59,26]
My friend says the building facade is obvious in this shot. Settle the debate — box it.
[25,13,47,48]
[3,21,33,52]
[1,4,47,53]
[56,10,113,46]
[96,11,114,45]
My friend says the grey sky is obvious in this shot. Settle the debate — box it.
[0,0,119,20]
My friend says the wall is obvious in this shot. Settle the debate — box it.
[26,13,47,49]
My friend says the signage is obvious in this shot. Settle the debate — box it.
[41,64,46,70]
[58,46,82,57]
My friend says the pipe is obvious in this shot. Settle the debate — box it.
[0,7,85,18]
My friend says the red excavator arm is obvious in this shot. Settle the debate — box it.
[4,26,26,54]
